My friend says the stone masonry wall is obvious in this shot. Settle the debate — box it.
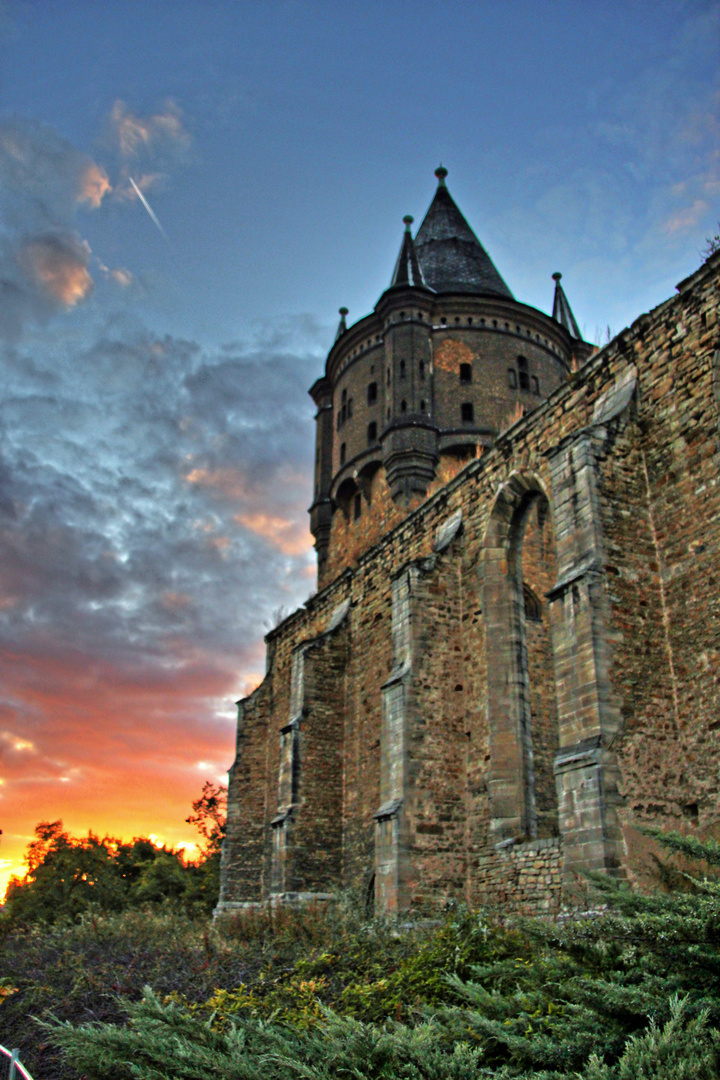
[218,252,720,916]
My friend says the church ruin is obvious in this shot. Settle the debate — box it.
[216,168,720,916]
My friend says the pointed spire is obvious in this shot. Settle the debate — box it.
[335,306,348,341]
[551,272,582,340]
[414,167,514,298]
[390,215,428,289]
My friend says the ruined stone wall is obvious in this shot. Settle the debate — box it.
[219,253,720,916]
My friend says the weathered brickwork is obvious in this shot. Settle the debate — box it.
[218,239,720,917]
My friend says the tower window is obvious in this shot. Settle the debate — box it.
[367,381,377,404]
[517,356,529,390]
[467,317,473,325]
[399,359,406,378]
[367,421,377,444]
[420,399,426,411]
[341,404,347,422]
[340,442,346,465]
[347,397,353,418]
[523,583,542,622]
[419,360,425,380]
[354,493,362,521]
[387,408,391,420]
[386,368,391,385]
[342,388,347,403]
[400,399,407,413]
[455,316,460,324]
[461,402,474,423]
[440,316,447,325]
[460,363,472,383]
[508,369,517,389]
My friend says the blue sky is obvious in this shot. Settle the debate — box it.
[0,0,718,888]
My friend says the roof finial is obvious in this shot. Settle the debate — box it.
[335,307,349,342]
[435,164,448,187]
[552,271,562,282]
[403,214,414,233]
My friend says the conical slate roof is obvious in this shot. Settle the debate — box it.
[551,273,582,340]
[414,167,514,298]
[390,215,428,289]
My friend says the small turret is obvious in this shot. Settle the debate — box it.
[551,273,582,339]
[390,216,428,289]
[335,306,349,341]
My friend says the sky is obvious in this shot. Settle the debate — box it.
[0,0,718,895]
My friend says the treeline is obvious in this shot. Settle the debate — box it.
[2,782,226,923]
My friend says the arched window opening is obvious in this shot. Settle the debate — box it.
[482,478,559,846]
[400,399,407,413]
[367,382,378,404]
[419,360,425,380]
[399,359,406,378]
[460,363,472,383]
[367,421,377,445]
[420,400,426,411]
[523,583,542,622]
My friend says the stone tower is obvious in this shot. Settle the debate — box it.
[309,167,592,585]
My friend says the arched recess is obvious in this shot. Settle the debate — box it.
[482,472,559,844]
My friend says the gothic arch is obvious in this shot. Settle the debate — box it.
[482,471,557,844]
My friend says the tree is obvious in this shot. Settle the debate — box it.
[185,781,227,858]
[701,223,720,261]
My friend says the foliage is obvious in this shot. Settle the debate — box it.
[701,223,720,261]
[4,785,228,925]
[2,820,212,924]
[8,828,720,1079]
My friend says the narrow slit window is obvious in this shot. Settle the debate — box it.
[461,402,474,423]
[367,421,377,444]
[367,382,378,404]
[400,399,407,413]
[460,363,472,383]
[419,360,425,380]
[399,359,406,378]
[347,398,353,418]
[340,442,346,465]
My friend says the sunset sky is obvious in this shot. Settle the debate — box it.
[0,0,718,895]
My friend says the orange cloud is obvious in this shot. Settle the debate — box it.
[662,198,710,235]
[184,466,249,501]
[77,162,111,208]
[110,100,191,160]
[234,511,313,556]
[18,234,93,306]
[110,267,133,287]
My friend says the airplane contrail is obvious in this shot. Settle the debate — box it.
[128,176,167,239]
